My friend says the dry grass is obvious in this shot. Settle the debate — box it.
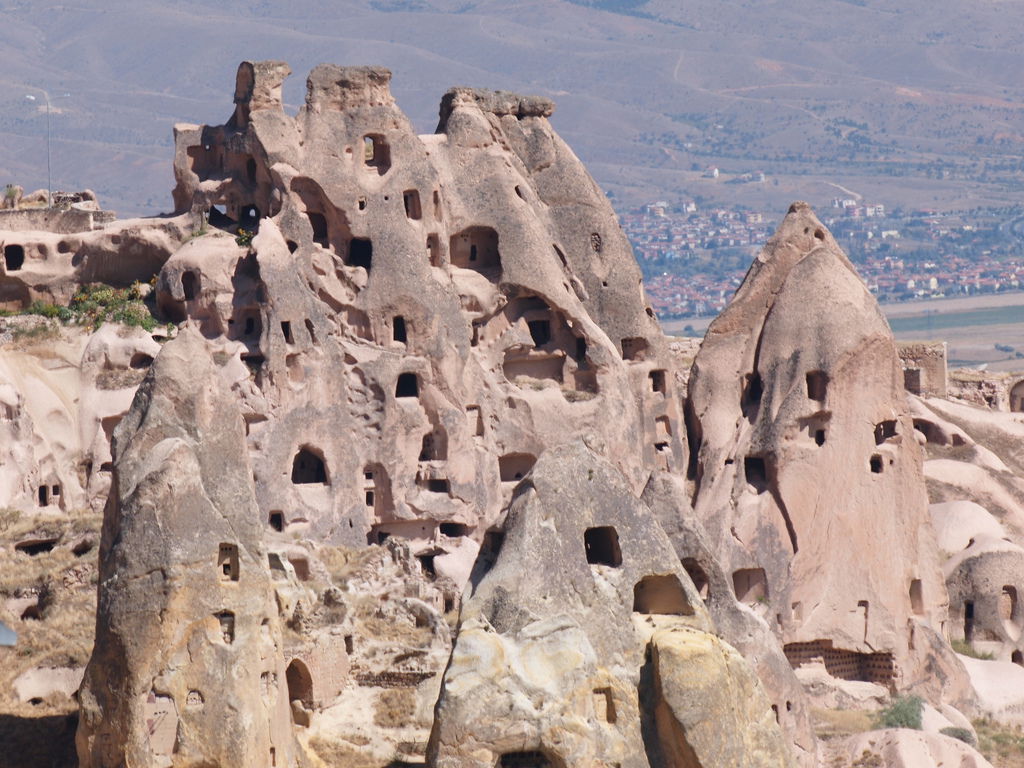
[95,367,146,390]
[0,509,101,725]
[975,718,1024,768]
[373,688,417,729]
[309,736,385,768]
[812,707,875,742]
[319,545,384,587]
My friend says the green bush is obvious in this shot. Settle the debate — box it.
[235,228,254,247]
[22,283,156,331]
[26,300,72,322]
[875,695,923,730]
[940,726,975,746]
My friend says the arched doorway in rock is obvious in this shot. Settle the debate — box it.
[1012,381,1024,412]
[286,658,313,709]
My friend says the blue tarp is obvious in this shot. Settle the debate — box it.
[0,619,16,646]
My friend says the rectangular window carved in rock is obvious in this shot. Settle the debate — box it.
[585,526,622,567]
[216,611,235,644]
[806,370,828,401]
[403,189,422,220]
[650,369,667,394]
[218,543,239,581]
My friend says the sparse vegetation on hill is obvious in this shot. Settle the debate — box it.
[874,695,923,730]
[25,283,157,331]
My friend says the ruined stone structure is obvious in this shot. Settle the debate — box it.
[897,341,947,398]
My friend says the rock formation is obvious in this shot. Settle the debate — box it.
[429,444,790,767]
[685,203,968,707]
[0,58,1016,768]
[76,330,296,767]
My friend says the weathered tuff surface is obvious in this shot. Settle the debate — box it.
[74,61,697,767]
[686,203,968,707]
[0,59,1009,768]
[429,443,790,768]
[75,330,297,768]
[162,59,679,569]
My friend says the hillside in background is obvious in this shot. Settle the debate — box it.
[0,0,1023,217]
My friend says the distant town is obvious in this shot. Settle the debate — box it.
[623,195,1024,320]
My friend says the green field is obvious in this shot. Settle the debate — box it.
[888,305,1024,336]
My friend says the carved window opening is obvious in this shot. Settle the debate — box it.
[308,212,329,247]
[806,370,828,401]
[347,238,372,271]
[1000,585,1019,630]
[682,558,710,601]
[218,543,239,582]
[427,234,440,266]
[291,447,327,484]
[216,611,235,644]
[499,452,536,483]
[393,316,407,344]
[870,454,884,474]
[909,579,924,615]
[742,372,763,413]
[418,553,436,579]
[403,189,422,220]
[440,522,468,537]
[744,456,768,493]
[288,556,310,581]
[467,405,484,436]
[620,336,648,362]
[650,369,667,394]
[395,373,419,398]
[362,135,391,174]
[874,420,897,445]
[286,658,313,710]
[181,270,199,301]
[593,687,616,723]
[450,226,500,275]
[281,321,294,345]
[633,574,693,615]
[584,526,622,567]
[240,204,260,226]
[528,319,551,348]
[269,511,284,532]
[4,244,24,271]
[427,478,450,494]
[733,568,768,604]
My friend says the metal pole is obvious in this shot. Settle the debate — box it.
[45,91,51,208]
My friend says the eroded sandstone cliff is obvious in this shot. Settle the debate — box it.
[0,60,1004,768]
